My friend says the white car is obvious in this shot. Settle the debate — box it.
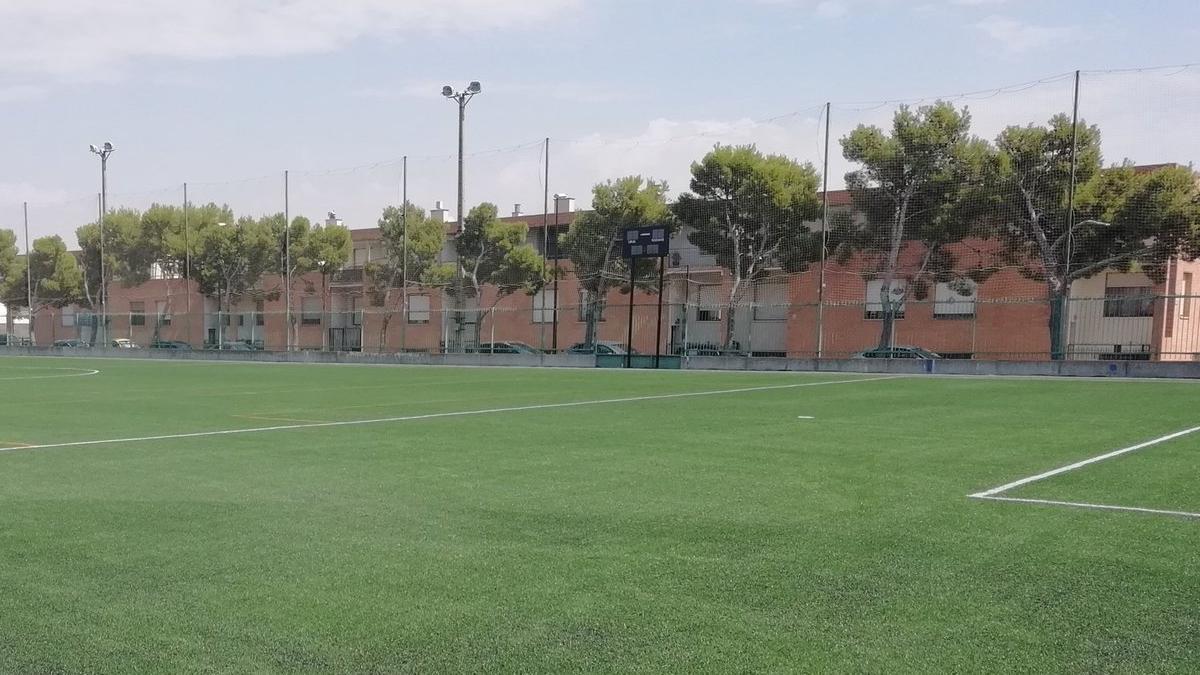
[111,338,140,349]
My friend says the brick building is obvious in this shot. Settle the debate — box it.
[29,190,1200,361]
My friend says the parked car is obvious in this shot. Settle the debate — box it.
[111,338,139,349]
[472,341,541,355]
[208,341,255,351]
[0,334,33,347]
[53,339,89,348]
[854,346,940,359]
[150,340,193,350]
[566,341,638,356]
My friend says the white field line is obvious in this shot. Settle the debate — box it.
[8,352,1200,383]
[0,375,900,454]
[972,495,1200,519]
[0,367,99,381]
[970,425,1200,498]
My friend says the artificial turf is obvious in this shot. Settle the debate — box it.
[0,355,1198,672]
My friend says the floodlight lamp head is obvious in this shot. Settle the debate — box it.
[102,141,114,152]
[442,85,454,98]
[89,144,99,153]
[468,81,481,94]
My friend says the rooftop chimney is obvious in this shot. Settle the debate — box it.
[553,194,575,214]
[325,211,343,228]
[512,203,523,217]
[430,200,448,224]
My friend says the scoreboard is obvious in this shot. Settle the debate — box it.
[622,226,670,259]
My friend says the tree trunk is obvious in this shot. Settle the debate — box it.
[584,298,598,345]
[378,312,392,353]
[877,283,897,351]
[724,305,738,353]
[1048,286,1067,360]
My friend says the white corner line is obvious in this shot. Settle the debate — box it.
[0,367,100,381]
[970,425,1200,498]
[0,375,901,454]
[796,416,816,419]
[970,494,1200,520]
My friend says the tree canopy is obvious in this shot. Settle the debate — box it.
[674,144,821,350]
[561,176,673,345]
[836,102,987,349]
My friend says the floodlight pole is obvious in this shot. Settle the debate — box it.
[89,143,114,346]
[444,82,481,353]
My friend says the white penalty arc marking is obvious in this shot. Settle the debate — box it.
[0,366,100,381]
[972,495,1200,520]
[970,425,1200,498]
[0,375,900,454]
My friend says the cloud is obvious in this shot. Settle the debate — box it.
[814,1,849,18]
[0,84,49,103]
[974,15,1079,54]
[0,1,583,80]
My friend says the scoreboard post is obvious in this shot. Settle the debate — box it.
[622,226,670,368]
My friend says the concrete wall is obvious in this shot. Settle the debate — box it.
[8,346,1200,379]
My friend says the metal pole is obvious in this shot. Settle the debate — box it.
[457,98,465,238]
[1062,70,1081,358]
[540,138,549,351]
[183,183,191,344]
[654,256,665,369]
[284,170,291,351]
[400,155,408,354]
[99,156,108,347]
[454,96,466,353]
[625,258,635,369]
[24,202,32,342]
[552,195,560,352]
[817,102,831,360]
[682,265,691,364]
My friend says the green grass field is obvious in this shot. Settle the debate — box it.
[1,355,1198,673]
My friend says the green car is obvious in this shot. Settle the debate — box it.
[854,346,940,359]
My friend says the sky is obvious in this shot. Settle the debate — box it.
[1,0,1198,248]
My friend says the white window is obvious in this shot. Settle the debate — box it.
[407,295,430,324]
[1182,272,1193,319]
[1103,287,1154,318]
[865,279,906,320]
[934,280,976,318]
[351,297,362,325]
[301,297,322,325]
[155,300,172,326]
[61,306,76,327]
[752,279,788,321]
[697,285,721,322]
[532,289,557,324]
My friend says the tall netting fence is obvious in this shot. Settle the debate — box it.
[3,66,1199,363]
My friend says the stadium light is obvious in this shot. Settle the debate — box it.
[442,82,483,352]
[89,141,115,347]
